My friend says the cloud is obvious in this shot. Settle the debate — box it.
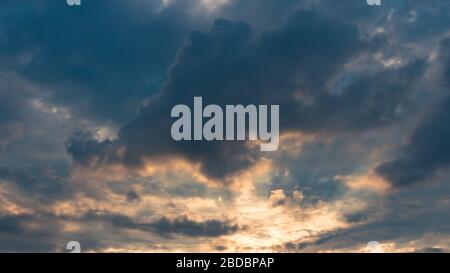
[415,247,446,253]
[0,73,30,151]
[442,38,450,87]
[78,212,240,238]
[0,0,197,122]
[147,216,239,237]
[1,0,450,253]
[0,213,66,252]
[336,171,391,195]
[376,39,450,187]
[0,166,70,203]
[376,97,450,186]
[68,9,424,183]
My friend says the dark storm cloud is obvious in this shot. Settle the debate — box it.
[0,210,240,252]
[376,97,450,186]
[69,9,423,180]
[80,212,239,238]
[376,39,450,187]
[147,216,240,237]
[0,0,196,122]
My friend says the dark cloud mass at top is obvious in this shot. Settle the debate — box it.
[68,9,424,180]
[0,0,195,122]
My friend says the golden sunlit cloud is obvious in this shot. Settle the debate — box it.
[335,171,391,195]
[54,156,378,252]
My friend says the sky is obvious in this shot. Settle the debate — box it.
[0,0,450,253]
